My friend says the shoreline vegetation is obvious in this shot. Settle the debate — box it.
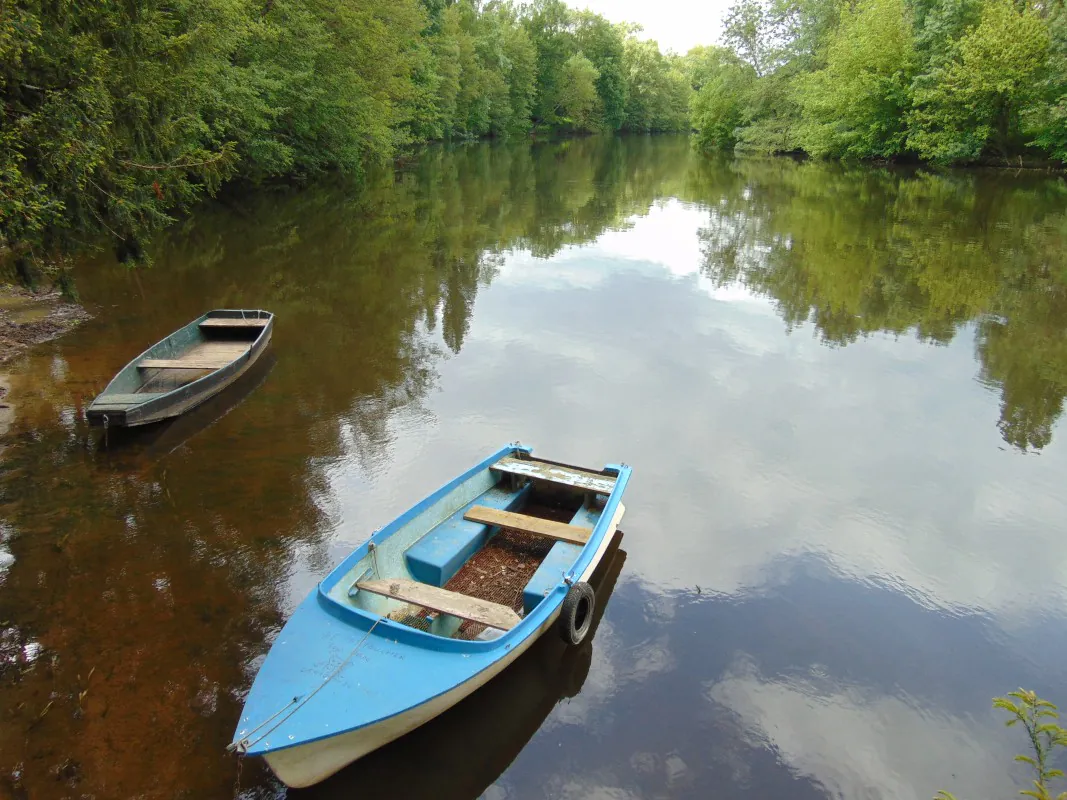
[1,0,690,288]
[690,0,1067,168]
[3,0,1066,292]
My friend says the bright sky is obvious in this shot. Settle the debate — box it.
[571,0,729,54]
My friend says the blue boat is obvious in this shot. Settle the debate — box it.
[229,444,630,788]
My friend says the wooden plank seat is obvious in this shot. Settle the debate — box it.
[139,357,238,370]
[492,456,617,495]
[355,578,522,631]
[139,343,250,370]
[199,317,269,328]
[463,505,593,546]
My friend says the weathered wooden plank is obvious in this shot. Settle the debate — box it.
[492,456,616,494]
[355,578,522,631]
[199,318,269,328]
[463,505,592,545]
[139,358,235,370]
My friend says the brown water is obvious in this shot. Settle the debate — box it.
[2,135,1067,799]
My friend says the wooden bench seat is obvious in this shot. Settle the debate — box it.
[139,343,250,370]
[492,456,617,495]
[139,357,236,370]
[199,318,269,328]
[355,578,521,631]
[463,505,592,545]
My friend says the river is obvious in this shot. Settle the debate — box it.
[2,135,1067,799]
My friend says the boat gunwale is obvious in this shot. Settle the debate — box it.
[88,309,273,419]
[316,444,631,655]
[240,504,626,761]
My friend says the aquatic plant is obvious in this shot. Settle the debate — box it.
[937,690,1067,800]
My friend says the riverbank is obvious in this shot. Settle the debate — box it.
[0,286,91,365]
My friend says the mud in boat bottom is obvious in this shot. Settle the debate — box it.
[393,499,580,640]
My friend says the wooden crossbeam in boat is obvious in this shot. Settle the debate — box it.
[491,456,616,495]
[139,357,236,370]
[355,578,522,631]
[139,343,250,370]
[199,317,269,328]
[464,505,593,545]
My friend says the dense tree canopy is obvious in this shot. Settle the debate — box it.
[691,0,1067,166]
[0,0,691,280]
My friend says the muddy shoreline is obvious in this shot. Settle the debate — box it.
[0,286,91,366]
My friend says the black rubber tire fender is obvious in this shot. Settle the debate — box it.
[558,581,595,646]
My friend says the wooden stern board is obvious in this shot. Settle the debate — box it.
[199,317,269,328]
[492,456,616,495]
[355,578,521,631]
[464,506,592,546]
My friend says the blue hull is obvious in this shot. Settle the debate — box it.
[230,444,630,786]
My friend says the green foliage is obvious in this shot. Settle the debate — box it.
[698,0,1067,164]
[1025,5,1067,162]
[574,12,628,131]
[796,0,917,158]
[937,690,1067,800]
[558,53,601,131]
[908,0,1050,162]
[524,0,576,126]
[1,0,692,280]
[723,0,773,76]
[622,38,691,132]
[689,48,757,150]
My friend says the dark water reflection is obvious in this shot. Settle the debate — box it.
[2,136,1067,799]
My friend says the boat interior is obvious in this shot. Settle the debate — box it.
[327,455,620,641]
[109,313,271,399]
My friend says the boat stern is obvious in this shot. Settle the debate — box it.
[86,395,155,427]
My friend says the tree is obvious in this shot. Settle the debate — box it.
[796,0,917,158]
[574,12,628,130]
[1025,3,1067,163]
[523,0,575,126]
[907,0,1050,163]
[689,47,757,150]
[723,0,772,76]
[623,38,692,132]
[558,53,601,131]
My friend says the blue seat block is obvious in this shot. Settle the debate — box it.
[522,504,601,615]
[405,484,530,587]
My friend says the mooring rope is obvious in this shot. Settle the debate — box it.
[228,615,384,755]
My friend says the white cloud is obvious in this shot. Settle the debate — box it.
[422,244,1067,626]
[707,659,1020,800]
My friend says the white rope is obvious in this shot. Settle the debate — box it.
[229,615,384,754]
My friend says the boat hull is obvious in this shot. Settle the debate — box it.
[262,502,625,789]
[87,311,273,427]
